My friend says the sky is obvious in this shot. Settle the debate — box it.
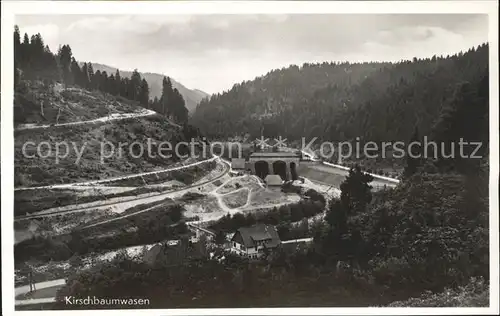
[15,14,488,94]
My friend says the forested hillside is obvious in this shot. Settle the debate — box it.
[14,26,190,125]
[191,44,488,143]
[13,22,491,308]
[89,63,209,113]
[13,26,204,187]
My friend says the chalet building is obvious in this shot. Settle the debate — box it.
[230,224,281,259]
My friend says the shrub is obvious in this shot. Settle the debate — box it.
[386,277,489,307]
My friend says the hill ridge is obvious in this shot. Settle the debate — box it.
[82,62,209,113]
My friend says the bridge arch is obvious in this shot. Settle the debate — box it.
[272,160,287,181]
[255,160,270,179]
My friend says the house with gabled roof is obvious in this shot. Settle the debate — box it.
[230,224,281,259]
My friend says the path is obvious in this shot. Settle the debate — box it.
[283,146,400,184]
[208,174,258,213]
[15,156,218,192]
[15,279,66,307]
[187,222,216,237]
[322,161,399,184]
[80,199,175,229]
[14,109,156,131]
[15,157,230,220]
[281,237,313,244]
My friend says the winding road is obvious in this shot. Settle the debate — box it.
[292,146,400,184]
[14,109,232,222]
[15,156,219,192]
[15,156,230,221]
[14,109,157,132]
[15,279,65,307]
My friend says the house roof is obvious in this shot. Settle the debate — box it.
[144,244,163,264]
[143,239,204,265]
[265,174,283,186]
[250,151,301,158]
[233,224,281,248]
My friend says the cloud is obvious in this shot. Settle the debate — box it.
[67,16,163,35]
[18,23,60,53]
[14,14,488,93]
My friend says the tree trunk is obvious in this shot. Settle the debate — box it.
[56,107,61,124]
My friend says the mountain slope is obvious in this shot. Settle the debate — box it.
[191,61,389,138]
[13,81,194,188]
[190,44,488,143]
[89,63,209,113]
[14,81,142,126]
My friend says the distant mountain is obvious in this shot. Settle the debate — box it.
[87,63,209,113]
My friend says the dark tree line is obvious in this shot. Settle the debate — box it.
[14,26,189,124]
[209,197,325,235]
[14,25,60,85]
[191,44,489,147]
[402,70,489,177]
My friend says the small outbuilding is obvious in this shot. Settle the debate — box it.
[264,174,283,186]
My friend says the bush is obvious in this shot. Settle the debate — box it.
[369,256,414,287]
[15,212,189,263]
[209,199,325,233]
[386,277,489,307]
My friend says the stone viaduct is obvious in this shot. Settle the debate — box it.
[248,151,302,181]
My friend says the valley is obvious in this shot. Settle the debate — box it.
[11,17,491,310]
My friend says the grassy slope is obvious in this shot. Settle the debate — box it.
[14,81,141,126]
[15,114,187,187]
[14,81,198,187]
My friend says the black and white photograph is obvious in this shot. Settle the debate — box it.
[1,0,499,314]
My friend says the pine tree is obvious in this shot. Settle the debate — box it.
[101,71,109,94]
[152,96,160,113]
[23,33,29,45]
[70,57,81,86]
[139,78,150,107]
[130,69,142,101]
[80,62,90,89]
[121,77,130,99]
[114,70,121,96]
[339,165,374,214]
[108,74,116,95]
[26,33,46,79]
[403,125,422,178]
[161,76,172,116]
[14,26,21,87]
[43,45,60,82]
[318,199,350,259]
[57,44,73,86]
[172,88,188,124]
[93,70,102,90]
[87,62,94,89]
[215,231,226,245]
[14,25,21,57]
